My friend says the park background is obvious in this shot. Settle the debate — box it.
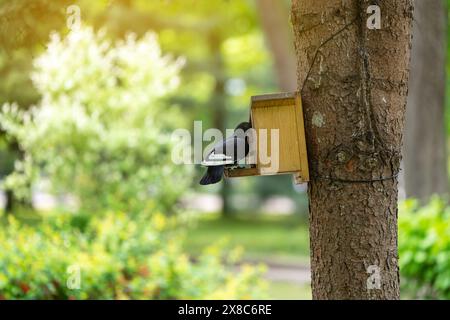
[0,0,449,299]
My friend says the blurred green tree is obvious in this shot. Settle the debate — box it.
[0,0,72,211]
[0,13,267,300]
[78,0,281,215]
[0,25,191,214]
[0,0,302,216]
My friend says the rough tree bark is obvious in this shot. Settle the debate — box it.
[291,0,413,299]
[404,0,448,201]
[255,0,297,91]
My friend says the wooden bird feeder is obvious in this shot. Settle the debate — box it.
[224,92,309,184]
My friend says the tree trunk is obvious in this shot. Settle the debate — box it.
[5,189,14,213]
[291,0,413,299]
[208,30,232,216]
[404,0,448,201]
[256,0,297,91]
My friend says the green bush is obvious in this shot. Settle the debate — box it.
[0,25,191,213]
[0,24,266,300]
[399,198,450,299]
[0,211,266,299]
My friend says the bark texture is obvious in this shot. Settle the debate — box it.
[256,0,297,91]
[404,0,448,201]
[291,0,413,299]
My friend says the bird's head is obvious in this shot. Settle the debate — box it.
[234,122,252,132]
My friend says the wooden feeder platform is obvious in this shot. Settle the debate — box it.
[224,92,309,184]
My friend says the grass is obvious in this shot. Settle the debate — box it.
[184,213,310,264]
[268,281,312,300]
[184,213,312,299]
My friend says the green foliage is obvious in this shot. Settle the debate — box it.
[399,198,450,299]
[76,0,277,126]
[0,25,191,213]
[0,22,267,300]
[0,0,71,51]
[0,211,266,299]
[0,0,71,106]
[0,0,289,208]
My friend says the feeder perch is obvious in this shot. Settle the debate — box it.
[224,92,309,184]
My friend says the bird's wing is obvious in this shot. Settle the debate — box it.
[201,136,247,166]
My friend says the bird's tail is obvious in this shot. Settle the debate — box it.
[200,166,224,185]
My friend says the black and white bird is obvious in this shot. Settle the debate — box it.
[199,122,252,185]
